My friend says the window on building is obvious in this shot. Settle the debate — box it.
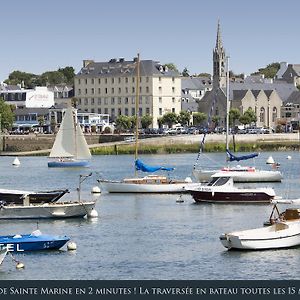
[140,77,142,83]
[260,107,265,123]
[139,108,142,116]
[118,87,121,94]
[146,107,150,115]
[84,99,88,105]
[132,97,135,104]
[146,86,149,93]
[91,108,95,113]
[132,87,135,93]
[125,97,129,104]
[118,97,122,104]
[131,108,135,116]
[118,77,121,83]
[91,88,95,94]
[159,77,161,82]
[172,97,175,103]
[104,108,108,114]
[98,78,101,84]
[91,98,95,105]
[172,108,175,113]
[78,99,82,105]
[98,88,101,94]
[111,97,115,105]
[118,108,122,116]
[104,98,108,105]
[125,108,128,116]
[172,77,175,83]
[132,77,135,83]
[159,97,162,103]
[139,86,142,93]
[125,77,128,83]
[105,78,108,84]
[159,86,162,93]
[146,77,149,83]
[78,79,81,84]
[145,96,150,104]
[111,88,115,94]
[85,89,88,94]
[85,79,88,84]
[172,87,175,93]
[111,108,115,117]
[159,108,162,115]
[98,108,101,114]
[272,107,277,122]
[91,78,94,84]
[98,98,101,105]
[78,89,81,95]
[125,87,128,93]
[111,78,114,84]
[105,88,108,94]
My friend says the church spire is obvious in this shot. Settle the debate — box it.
[213,19,226,89]
[215,19,223,50]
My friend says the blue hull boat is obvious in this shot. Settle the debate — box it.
[48,160,89,168]
[0,231,70,252]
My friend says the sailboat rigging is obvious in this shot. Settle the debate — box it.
[98,53,199,193]
[192,56,282,183]
[48,106,91,168]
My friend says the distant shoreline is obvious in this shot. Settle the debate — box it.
[1,133,300,156]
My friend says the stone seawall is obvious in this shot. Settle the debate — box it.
[1,132,299,155]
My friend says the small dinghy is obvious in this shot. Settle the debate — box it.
[220,199,300,250]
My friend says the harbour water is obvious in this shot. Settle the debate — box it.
[0,151,300,280]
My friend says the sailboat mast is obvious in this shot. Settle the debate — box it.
[134,53,140,176]
[74,108,78,159]
[226,56,230,151]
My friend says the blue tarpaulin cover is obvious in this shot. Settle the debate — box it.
[226,149,259,162]
[135,159,174,172]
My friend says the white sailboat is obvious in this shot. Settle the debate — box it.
[98,53,200,193]
[192,57,282,183]
[48,106,91,168]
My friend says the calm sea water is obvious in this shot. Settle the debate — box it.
[0,151,299,280]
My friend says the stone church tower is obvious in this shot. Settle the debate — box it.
[213,20,227,89]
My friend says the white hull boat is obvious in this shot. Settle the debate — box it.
[193,168,282,183]
[220,199,300,250]
[220,222,300,250]
[99,175,200,193]
[0,201,96,219]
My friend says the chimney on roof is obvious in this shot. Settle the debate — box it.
[83,60,94,68]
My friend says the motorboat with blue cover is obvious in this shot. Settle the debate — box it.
[0,230,70,252]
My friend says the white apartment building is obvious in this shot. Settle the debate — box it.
[74,57,182,128]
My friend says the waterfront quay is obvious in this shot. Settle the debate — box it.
[1,132,300,156]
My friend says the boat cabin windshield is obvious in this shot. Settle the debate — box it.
[207,177,230,187]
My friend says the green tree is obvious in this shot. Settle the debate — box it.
[115,115,131,131]
[193,112,207,125]
[251,62,280,78]
[197,73,211,78]
[0,98,14,131]
[178,111,191,126]
[58,66,75,84]
[141,114,153,129]
[161,112,178,128]
[229,108,241,127]
[239,108,257,127]
[41,71,66,85]
[4,71,37,88]
[212,116,220,128]
[182,67,190,77]
[163,63,178,72]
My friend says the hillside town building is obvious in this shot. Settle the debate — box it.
[74,57,182,128]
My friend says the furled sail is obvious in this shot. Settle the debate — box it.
[226,149,258,162]
[49,107,91,160]
[135,159,174,173]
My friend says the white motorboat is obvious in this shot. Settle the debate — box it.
[193,165,282,183]
[98,175,200,193]
[187,173,276,203]
[220,199,300,250]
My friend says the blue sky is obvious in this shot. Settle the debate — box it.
[1,0,299,81]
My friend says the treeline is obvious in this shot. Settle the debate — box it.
[4,66,75,88]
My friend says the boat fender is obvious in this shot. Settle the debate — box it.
[212,191,215,197]
[88,209,99,218]
[67,242,77,251]
[16,262,25,269]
